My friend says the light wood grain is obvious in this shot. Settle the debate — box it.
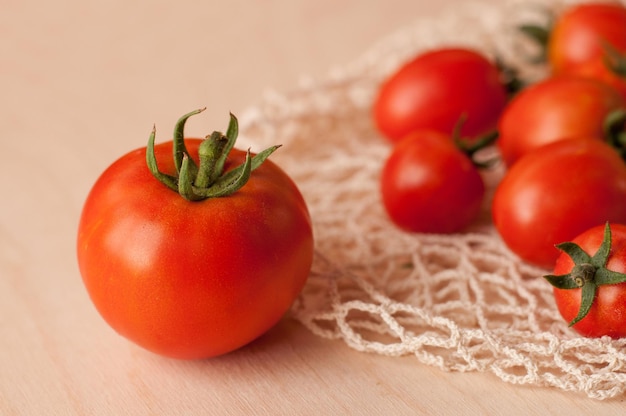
[1,0,625,414]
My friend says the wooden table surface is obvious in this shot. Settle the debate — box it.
[2,0,625,414]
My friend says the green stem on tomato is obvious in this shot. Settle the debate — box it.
[146,109,280,201]
[146,126,178,192]
[516,5,555,65]
[451,114,499,169]
[494,55,526,97]
[518,24,551,64]
[195,131,229,189]
[603,108,626,159]
[544,223,626,327]
[602,41,626,78]
[173,108,205,174]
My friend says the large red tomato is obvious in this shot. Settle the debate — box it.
[492,138,626,269]
[496,76,624,167]
[380,129,485,233]
[76,110,314,359]
[373,48,508,143]
[548,2,626,100]
[546,222,626,338]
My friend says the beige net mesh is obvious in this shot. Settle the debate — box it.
[238,0,626,400]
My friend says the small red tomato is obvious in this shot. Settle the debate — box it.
[380,129,485,233]
[546,222,626,338]
[373,48,508,143]
[77,110,314,359]
[492,138,626,269]
[496,76,624,167]
[548,2,626,100]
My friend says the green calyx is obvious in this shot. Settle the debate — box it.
[602,41,626,79]
[495,56,526,98]
[451,115,499,169]
[544,223,626,327]
[603,108,626,159]
[517,5,555,65]
[146,108,280,201]
[518,23,551,64]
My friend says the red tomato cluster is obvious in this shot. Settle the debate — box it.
[374,2,626,338]
[376,48,508,234]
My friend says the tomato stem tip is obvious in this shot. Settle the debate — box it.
[451,115,499,168]
[601,41,626,78]
[603,109,626,158]
[146,110,280,201]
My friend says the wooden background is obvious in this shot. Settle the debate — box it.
[1,0,624,414]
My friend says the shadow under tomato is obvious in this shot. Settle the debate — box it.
[214,314,310,359]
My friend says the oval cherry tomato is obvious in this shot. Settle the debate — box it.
[548,2,626,100]
[492,138,626,269]
[373,48,508,143]
[497,76,624,167]
[380,129,485,233]
[547,222,626,339]
[77,111,314,359]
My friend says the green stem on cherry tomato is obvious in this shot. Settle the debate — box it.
[544,222,626,327]
[516,5,555,65]
[603,108,626,158]
[146,109,281,201]
[517,24,550,64]
[602,40,626,78]
[494,56,526,97]
[451,115,499,168]
[462,130,499,158]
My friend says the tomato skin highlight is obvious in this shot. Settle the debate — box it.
[77,139,314,359]
[552,223,626,339]
[380,130,485,234]
[548,2,626,101]
[496,76,624,167]
[373,48,508,143]
[492,138,626,269]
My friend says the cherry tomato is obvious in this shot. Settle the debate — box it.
[548,2,626,100]
[492,138,626,269]
[546,222,626,339]
[496,76,624,167]
[76,110,314,359]
[380,129,485,233]
[373,48,508,143]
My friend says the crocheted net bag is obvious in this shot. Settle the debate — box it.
[238,0,626,400]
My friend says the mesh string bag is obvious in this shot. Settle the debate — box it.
[237,0,626,400]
